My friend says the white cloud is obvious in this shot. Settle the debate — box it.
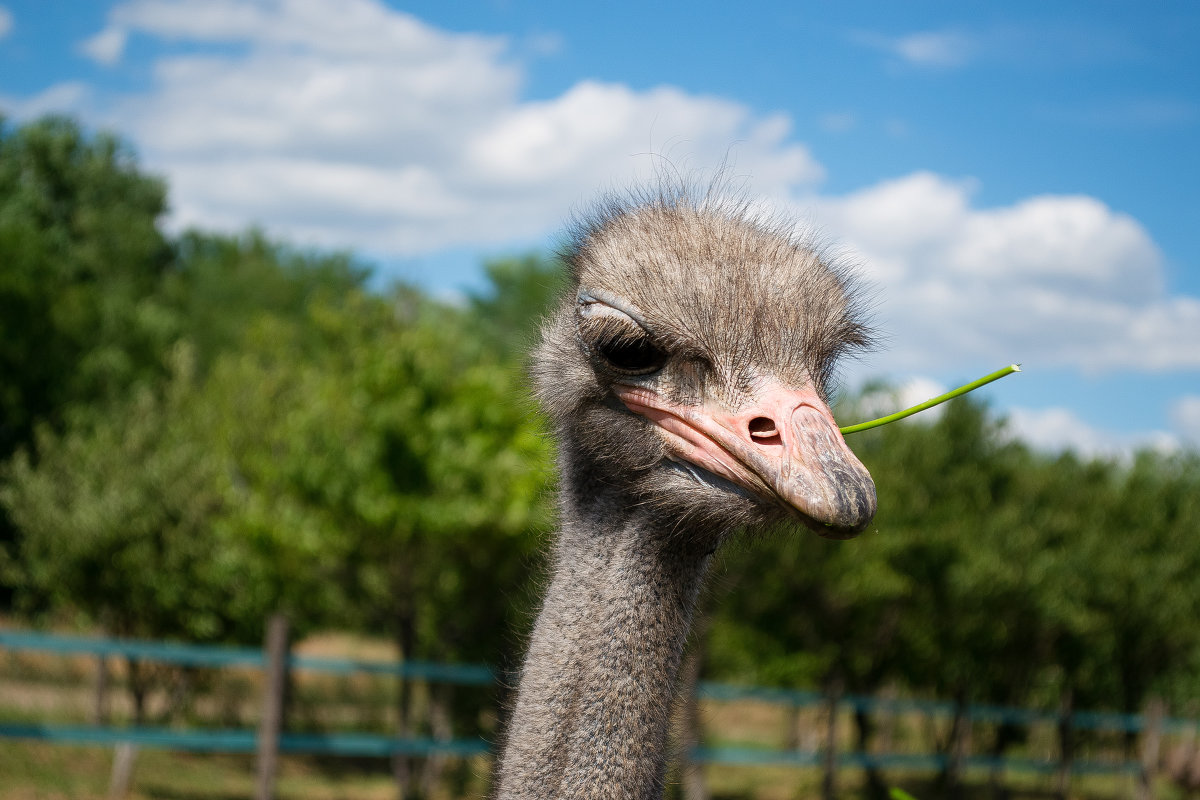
[1045,98,1199,131]
[74,0,820,256]
[1,82,90,119]
[805,172,1200,375]
[819,112,856,133]
[523,31,564,57]
[12,1,1197,405]
[852,24,1136,73]
[854,376,948,426]
[848,378,1188,459]
[1006,406,1178,459]
[894,31,973,67]
[79,26,129,65]
[0,6,12,39]
[1171,397,1200,444]
[853,29,973,68]
[848,380,1186,459]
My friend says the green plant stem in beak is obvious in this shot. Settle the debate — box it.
[840,364,1021,436]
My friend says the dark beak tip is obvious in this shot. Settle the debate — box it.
[799,477,877,540]
[809,508,875,539]
[817,526,865,541]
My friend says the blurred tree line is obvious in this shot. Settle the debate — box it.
[2,116,1200,775]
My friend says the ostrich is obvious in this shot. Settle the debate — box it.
[494,186,878,799]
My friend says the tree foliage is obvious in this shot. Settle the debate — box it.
[3,280,553,651]
[709,395,1200,720]
[3,114,1200,733]
[3,348,249,640]
[0,116,172,457]
[469,252,570,359]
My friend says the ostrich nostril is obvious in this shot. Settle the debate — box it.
[748,417,782,445]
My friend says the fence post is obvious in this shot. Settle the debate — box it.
[1056,689,1074,800]
[256,613,290,800]
[945,692,969,800]
[93,655,110,725]
[823,678,843,800]
[1139,697,1164,800]
[107,742,137,800]
[107,651,138,799]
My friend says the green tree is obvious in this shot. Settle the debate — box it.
[176,289,553,795]
[4,282,553,644]
[1,346,279,645]
[469,253,570,359]
[161,229,369,370]
[0,116,177,608]
[1056,451,1200,714]
[0,116,172,458]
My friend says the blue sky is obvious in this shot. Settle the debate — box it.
[1,0,1198,456]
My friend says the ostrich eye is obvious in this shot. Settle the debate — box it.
[576,294,667,375]
[594,333,667,375]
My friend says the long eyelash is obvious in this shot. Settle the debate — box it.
[576,313,667,375]
[581,314,640,340]
[577,315,655,352]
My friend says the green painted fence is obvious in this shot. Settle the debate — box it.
[0,628,1175,774]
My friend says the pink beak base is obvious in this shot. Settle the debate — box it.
[615,379,877,538]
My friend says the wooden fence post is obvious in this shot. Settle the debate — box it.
[1056,689,1074,800]
[106,651,136,799]
[256,614,290,800]
[107,742,137,800]
[944,693,969,800]
[1139,697,1164,800]
[93,655,110,725]
[823,679,843,800]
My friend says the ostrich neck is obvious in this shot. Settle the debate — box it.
[495,476,714,799]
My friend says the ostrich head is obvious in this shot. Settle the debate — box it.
[533,190,878,544]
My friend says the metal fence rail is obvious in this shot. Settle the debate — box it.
[694,680,1164,734]
[0,723,492,757]
[0,722,1143,776]
[0,627,1183,776]
[0,629,495,684]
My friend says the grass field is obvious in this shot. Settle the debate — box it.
[0,738,1157,800]
[0,743,408,800]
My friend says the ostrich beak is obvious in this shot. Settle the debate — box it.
[615,378,877,538]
